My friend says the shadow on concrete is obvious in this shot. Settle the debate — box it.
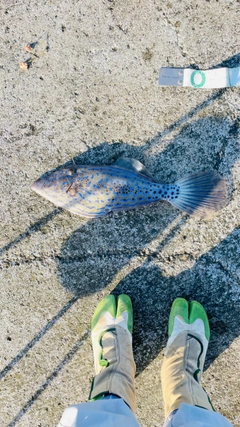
[1,113,239,379]
[57,114,239,296]
[55,115,239,375]
[1,51,240,259]
[3,50,240,425]
[6,225,240,427]
[111,225,240,374]
[0,92,231,259]
[7,330,90,427]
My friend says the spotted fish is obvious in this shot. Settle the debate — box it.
[31,158,228,219]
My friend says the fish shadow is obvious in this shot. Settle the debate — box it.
[56,115,240,374]
[57,202,182,295]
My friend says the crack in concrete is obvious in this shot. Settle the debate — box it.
[159,10,193,63]
[0,246,200,267]
[0,249,215,269]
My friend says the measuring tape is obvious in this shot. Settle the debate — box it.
[159,67,240,88]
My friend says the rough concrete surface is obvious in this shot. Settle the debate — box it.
[0,0,240,426]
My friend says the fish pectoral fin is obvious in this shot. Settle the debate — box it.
[114,157,157,182]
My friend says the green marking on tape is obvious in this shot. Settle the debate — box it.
[190,70,206,88]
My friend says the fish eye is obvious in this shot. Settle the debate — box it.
[66,167,76,176]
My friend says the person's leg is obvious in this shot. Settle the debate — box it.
[89,294,137,412]
[161,298,213,420]
[57,294,140,427]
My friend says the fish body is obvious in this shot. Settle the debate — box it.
[32,158,228,219]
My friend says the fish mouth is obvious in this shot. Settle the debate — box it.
[31,178,69,209]
[31,178,49,195]
[31,179,42,194]
[31,177,62,200]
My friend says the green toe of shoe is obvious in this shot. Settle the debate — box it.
[168,298,189,336]
[189,300,210,340]
[116,294,133,334]
[168,298,210,340]
[91,295,116,331]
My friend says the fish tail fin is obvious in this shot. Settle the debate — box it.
[170,171,229,218]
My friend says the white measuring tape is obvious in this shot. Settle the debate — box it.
[159,67,240,88]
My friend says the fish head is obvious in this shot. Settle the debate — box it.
[31,164,79,208]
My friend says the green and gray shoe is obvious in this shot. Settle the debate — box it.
[162,298,213,417]
[89,294,136,412]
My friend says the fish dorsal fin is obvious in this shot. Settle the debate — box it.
[114,158,157,182]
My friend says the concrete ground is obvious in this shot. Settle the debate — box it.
[0,1,240,426]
